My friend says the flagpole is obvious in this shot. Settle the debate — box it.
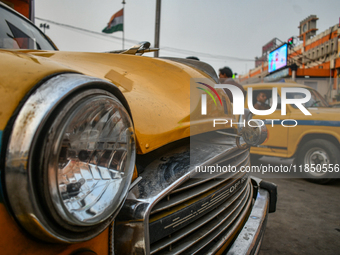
[154,0,161,57]
[122,0,125,49]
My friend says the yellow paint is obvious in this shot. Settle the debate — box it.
[0,50,76,131]
[104,69,133,92]
[132,165,138,182]
[0,204,109,255]
[0,50,233,155]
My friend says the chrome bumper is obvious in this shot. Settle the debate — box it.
[226,178,274,255]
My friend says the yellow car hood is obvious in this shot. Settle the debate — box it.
[0,50,231,154]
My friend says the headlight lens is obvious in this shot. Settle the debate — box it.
[46,94,135,226]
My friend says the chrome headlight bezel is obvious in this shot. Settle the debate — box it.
[4,73,136,243]
[237,108,253,134]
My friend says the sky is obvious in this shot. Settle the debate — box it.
[35,0,340,76]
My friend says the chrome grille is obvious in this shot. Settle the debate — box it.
[149,149,251,254]
[114,134,254,255]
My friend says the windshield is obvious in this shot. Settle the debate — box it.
[286,89,329,108]
[0,6,56,50]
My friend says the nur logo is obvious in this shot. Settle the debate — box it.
[198,83,312,116]
[196,82,223,115]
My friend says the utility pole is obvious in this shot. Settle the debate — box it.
[154,0,161,57]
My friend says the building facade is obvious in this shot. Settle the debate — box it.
[239,16,340,102]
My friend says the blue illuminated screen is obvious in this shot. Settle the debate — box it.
[268,44,287,73]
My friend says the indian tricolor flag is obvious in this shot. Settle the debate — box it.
[102,8,123,34]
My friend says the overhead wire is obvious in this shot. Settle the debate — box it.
[160,46,254,62]
[36,17,139,45]
[35,17,255,62]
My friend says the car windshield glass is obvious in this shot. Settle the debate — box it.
[286,89,329,108]
[0,6,55,50]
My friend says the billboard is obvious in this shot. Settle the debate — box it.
[268,43,288,73]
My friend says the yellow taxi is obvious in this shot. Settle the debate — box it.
[0,3,276,255]
[244,82,340,184]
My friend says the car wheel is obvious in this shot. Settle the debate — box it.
[297,139,339,184]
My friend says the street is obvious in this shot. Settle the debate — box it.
[253,156,340,255]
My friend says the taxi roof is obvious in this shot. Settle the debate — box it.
[243,82,309,89]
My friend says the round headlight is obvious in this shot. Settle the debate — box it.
[41,92,135,227]
[4,74,136,242]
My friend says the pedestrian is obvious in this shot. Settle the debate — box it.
[218,66,245,103]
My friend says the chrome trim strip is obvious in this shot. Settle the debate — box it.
[129,176,143,191]
[183,182,253,255]
[149,174,249,244]
[150,170,246,215]
[253,238,263,255]
[4,73,131,243]
[114,136,244,255]
[109,222,114,255]
[226,184,270,255]
[169,149,248,194]
[150,181,249,254]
